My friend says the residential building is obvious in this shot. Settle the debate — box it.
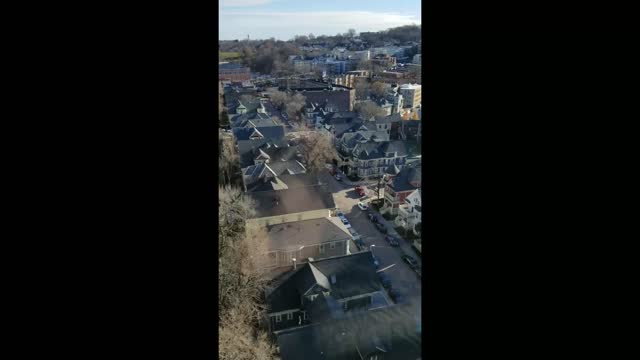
[264,252,390,334]
[395,188,421,234]
[337,125,408,179]
[398,83,422,109]
[246,184,337,227]
[262,217,353,270]
[288,84,355,112]
[275,303,421,360]
[233,125,288,169]
[370,54,397,68]
[382,161,421,215]
[219,62,251,81]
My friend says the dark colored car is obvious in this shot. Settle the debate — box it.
[355,238,366,251]
[378,272,392,289]
[385,235,400,247]
[375,222,387,234]
[368,213,377,223]
[401,255,419,269]
[388,289,405,303]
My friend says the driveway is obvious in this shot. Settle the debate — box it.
[321,171,422,302]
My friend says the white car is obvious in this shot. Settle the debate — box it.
[340,217,351,228]
[357,202,368,211]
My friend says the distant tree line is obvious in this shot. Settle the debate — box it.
[218,24,422,75]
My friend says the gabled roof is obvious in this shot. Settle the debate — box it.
[233,125,284,141]
[276,303,422,360]
[389,161,421,192]
[266,252,380,314]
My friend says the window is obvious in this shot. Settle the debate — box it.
[330,242,336,249]
[319,244,325,254]
[275,315,282,323]
[287,313,293,320]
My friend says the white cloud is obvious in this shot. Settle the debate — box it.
[219,11,421,40]
[219,0,273,7]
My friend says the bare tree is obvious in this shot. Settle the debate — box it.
[347,28,357,38]
[218,187,276,360]
[284,92,307,124]
[269,90,288,110]
[219,135,239,186]
[370,81,388,99]
[298,131,338,174]
[355,101,387,121]
[354,78,370,100]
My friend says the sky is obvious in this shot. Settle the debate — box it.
[219,0,421,41]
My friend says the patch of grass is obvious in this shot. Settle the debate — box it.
[219,51,242,61]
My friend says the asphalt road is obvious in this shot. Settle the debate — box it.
[320,172,422,302]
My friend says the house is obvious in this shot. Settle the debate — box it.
[233,125,287,168]
[286,84,356,112]
[263,217,353,270]
[382,161,421,215]
[337,128,407,179]
[395,189,421,234]
[246,184,337,227]
[264,252,390,334]
[275,303,422,360]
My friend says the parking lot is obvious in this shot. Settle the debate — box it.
[321,171,422,301]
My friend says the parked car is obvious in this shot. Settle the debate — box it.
[355,186,366,197]
[388,288,405,303]
[368,213,377,223]
[385,235,400,247]
[355,238,366,251]
[335,174,342,181]
[375,222,387,234]
[357,202,368,211]
[401,255,419,269]
[340,217,351,228]
[378,272,392,289]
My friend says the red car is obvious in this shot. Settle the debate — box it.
[355,186,366,196]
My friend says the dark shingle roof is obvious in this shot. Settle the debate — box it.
[267,252,379,314]
[390,162,421,192]
[249,184,336,218]
[233,125,284,141]
[276,303,422,360]
[299,90,352,112]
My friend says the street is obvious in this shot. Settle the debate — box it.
[320,171,422,302]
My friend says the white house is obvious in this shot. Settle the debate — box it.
[394,188,421,234]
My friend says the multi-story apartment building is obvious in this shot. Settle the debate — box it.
[382,161,421,215]
[395,188,421,234]
[398,83,422,109]
[219,62,251,81]
[337,125,408,179]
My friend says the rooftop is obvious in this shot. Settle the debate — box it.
[267,252,380,314]
[266,217,351,251]
[276,303,422,360]
[249,184,336,219]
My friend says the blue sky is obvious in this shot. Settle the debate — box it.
[219,0,421,40]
